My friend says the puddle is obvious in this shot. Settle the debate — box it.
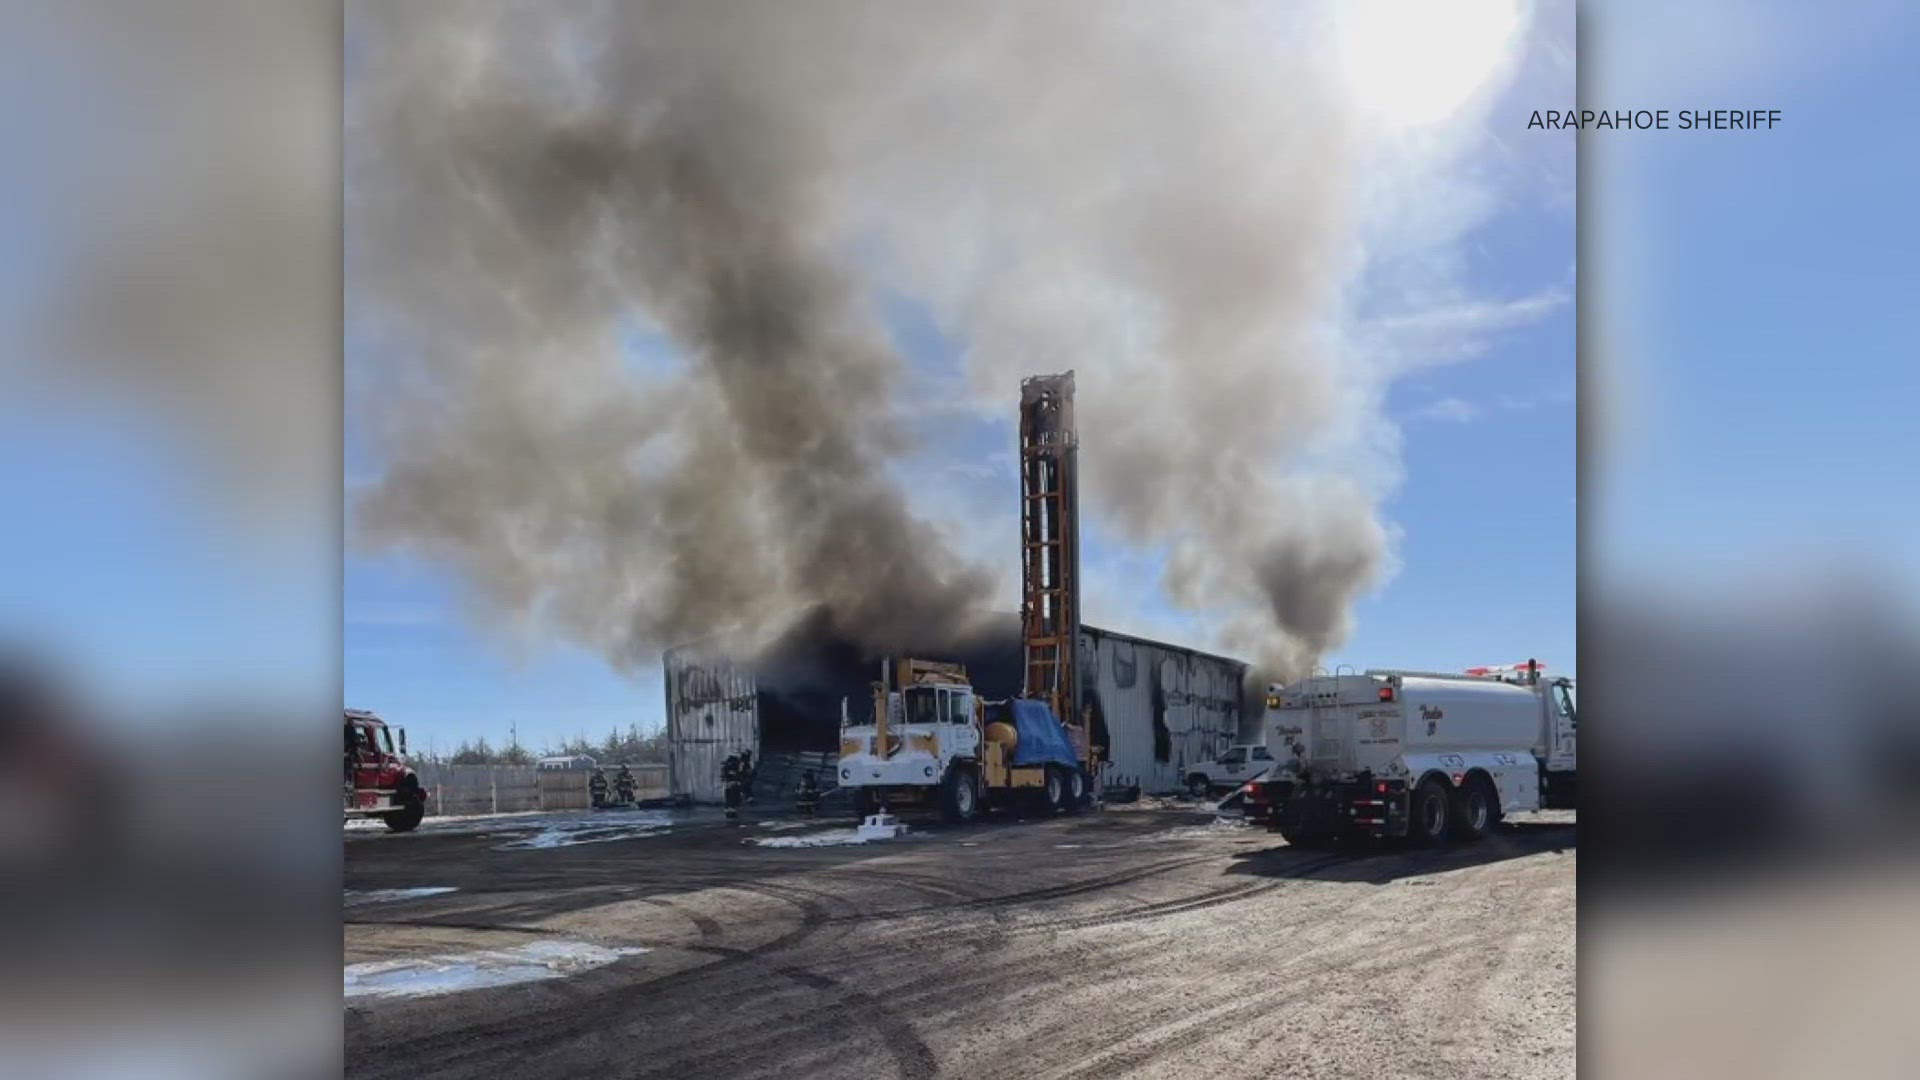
[344,940,649,999]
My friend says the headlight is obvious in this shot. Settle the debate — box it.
[841,769,850,781]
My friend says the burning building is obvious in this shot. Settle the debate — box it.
[664,611,1248,802]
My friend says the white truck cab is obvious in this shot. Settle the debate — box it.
[1185,744,1277,797]
[837,659,1094,821]
[839,678,982,792]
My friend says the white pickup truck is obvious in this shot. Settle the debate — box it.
[1183,744,1277,798]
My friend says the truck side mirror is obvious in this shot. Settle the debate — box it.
[398,729,407,754]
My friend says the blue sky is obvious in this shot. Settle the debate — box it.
[344,4,1577,754]
[1589,0,1920,592]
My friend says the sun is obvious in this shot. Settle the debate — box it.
[1334,0,1526,130]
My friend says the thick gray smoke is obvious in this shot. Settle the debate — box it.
[349,1,1392,677]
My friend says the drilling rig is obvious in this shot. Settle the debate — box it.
[1019,372,1093,774]
[831,372,1098,820]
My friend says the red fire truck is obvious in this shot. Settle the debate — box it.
[344,708,427,832]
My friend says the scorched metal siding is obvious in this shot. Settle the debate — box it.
[663,648,759,803]
[1079,627,1247,794]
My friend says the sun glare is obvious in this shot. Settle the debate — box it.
[1335,0,1525,130]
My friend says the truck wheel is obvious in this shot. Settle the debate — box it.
[1042,767,1069,813]
[1412,778,1452,845]
[1187,774,1211,799]
[1062,768,1088,814]
[940,766,980,824]
[1450,778,1493,841]
[384,797,425,833]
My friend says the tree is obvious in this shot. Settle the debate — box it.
[449,737,494,765]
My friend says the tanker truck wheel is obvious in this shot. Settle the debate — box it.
[384,794,425,833]
[1450,777,1494,841]
[1411,777,1452,846]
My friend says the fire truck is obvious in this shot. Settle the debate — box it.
[344,708,427,832]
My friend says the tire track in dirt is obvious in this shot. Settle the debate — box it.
[814,853,1219,924]
[347,878,840,1079]
[1007,931,1480,1080]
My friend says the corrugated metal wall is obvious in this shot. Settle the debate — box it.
[1079,627,1246,794]
[663,649,759,803]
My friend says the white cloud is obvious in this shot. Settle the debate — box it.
[1361,286,1571,373]
[1413,397,1480,424]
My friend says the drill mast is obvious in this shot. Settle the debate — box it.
[1018,372,1082,748]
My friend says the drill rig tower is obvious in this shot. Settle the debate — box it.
[1019,372,1085,759]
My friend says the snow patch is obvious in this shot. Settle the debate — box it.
[494,811,674,850]
[344,887,459,905]
[344,940,649,999]
[1138,816,1252,842]
[752,829,883,848]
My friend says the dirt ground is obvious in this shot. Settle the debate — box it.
[344,803,1574,1080]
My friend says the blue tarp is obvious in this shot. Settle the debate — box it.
[1007,699,1081,772]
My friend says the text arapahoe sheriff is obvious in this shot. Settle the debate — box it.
[1528,109,1781,130]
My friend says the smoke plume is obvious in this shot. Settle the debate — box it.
[348,1,1400,676]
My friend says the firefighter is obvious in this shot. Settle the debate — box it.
[344,721,359,795]
[588,767,609,809]
[720,753,744,818]
[795,769,820,817]
[739,749,756,805]
[614,764,635,805]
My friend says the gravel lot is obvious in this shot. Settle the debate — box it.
[345,803,1574,1079]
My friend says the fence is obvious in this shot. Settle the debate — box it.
[414,763,670,816]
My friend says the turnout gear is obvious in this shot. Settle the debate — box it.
[720,754,745,818]
[588,768,609,809]
[614,765,636,805]
[795,770,820,817]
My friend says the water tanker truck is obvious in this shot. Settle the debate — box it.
[1244,661,1575,845]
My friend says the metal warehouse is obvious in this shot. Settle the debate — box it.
[664,612,1249,802]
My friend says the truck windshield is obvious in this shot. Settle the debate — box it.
[1554,683,1576,727]
[904,687,940,725]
